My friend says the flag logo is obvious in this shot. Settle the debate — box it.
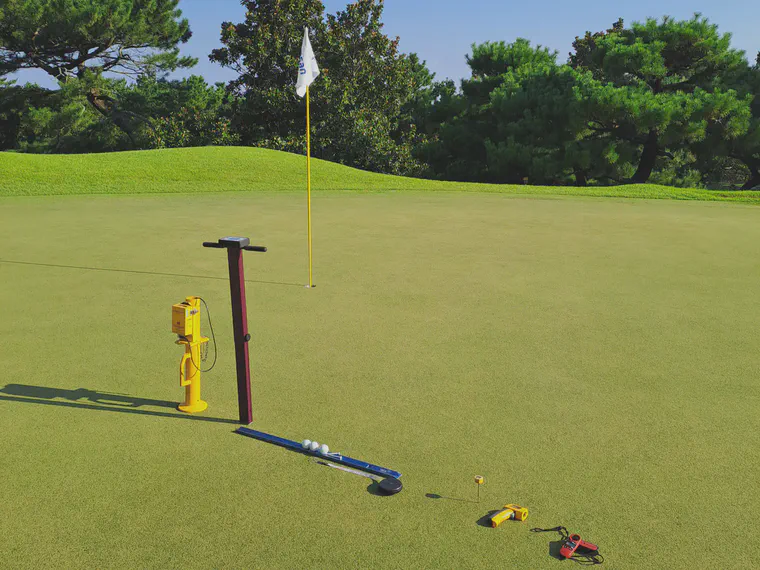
[296,27,319,97]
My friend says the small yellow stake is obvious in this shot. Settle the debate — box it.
[475,476,484,503]
[172,297,209,413]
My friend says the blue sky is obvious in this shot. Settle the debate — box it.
[9,0,760,88]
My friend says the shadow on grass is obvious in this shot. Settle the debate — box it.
[0,259,303,287]
[366,480,391,496]
[548,541,565,561]
[0,384,238,424]
[425,492,478,504]
[534,539,582,563]
[476,510,501,527]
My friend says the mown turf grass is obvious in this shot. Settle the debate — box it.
[1,191,759,569]
[2,146,760,203]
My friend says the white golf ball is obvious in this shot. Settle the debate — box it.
[319,444,330,455]
[302,439,311,450]
[309,441,320,452]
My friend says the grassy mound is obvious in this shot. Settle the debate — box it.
[2,146,759,202]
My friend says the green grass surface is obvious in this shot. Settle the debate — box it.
[1,191,759,568]
[2,146,760,203]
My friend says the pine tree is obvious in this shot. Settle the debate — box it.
[0,0,196,144]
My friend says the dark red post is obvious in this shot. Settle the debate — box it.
[227,247,253,424]
[202,237,266,424]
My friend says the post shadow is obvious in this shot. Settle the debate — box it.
[0,259,302,287]
[425,492,478,504]
[0,384,238,424]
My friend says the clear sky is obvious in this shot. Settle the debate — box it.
[9,0,760,88]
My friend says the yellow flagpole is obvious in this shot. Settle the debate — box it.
[306,86,313,288]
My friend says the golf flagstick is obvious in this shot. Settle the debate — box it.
[296,27,320,288]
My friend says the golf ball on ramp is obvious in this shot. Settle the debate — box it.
[309,441,320,452]
[302,439,312,449]
[319,444,330,455]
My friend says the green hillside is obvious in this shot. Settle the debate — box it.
[2,146,759,202]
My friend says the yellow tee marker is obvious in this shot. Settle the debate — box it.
[475,476,485,503]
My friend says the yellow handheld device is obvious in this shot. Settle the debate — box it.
[172,296,209,413]
[490,504,529,527]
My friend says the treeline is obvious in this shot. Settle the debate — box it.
[1,1,758,189]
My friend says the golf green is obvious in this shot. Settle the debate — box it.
[1,191,758,568]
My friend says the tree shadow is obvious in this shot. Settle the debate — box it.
[0,259,303,287]
[0,383,238,424]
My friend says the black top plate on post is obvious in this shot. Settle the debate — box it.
[219,236,250,249]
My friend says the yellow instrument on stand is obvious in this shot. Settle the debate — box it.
[172,296,210,413]
[490,504,529,527]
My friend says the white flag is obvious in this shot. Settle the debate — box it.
[296,27,320,98]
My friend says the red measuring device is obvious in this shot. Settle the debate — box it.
[559,533,600,559]
[531,526,604,565]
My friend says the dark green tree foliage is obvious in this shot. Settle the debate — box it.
[397,54,445,137]
[422,40,525,181]
[209,0,325,143]
[317,0,424,174]
[13,76,133,153]
[209,0,425,175]
[0,78,51,150]
[668,59,753,190]
[8,75,237,153]
[712,53,760,189]
[122,75,229,119]
[0,0,196,143]
[123,76,240,148]
[570,15,751,183]
[399,54,457,171]
[424,40,598,184]
[736,56,760,188]
[576,74,751,186]
[465,39,557,104]
[486,65,601,185]
[479,43,618,185]
[0,0,194,79]
[568,18,625,81]
[427,17,754,187]
[2,4,758,189]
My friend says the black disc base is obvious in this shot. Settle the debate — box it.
[378,477,403,495]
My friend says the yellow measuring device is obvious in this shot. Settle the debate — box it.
[172,296,210,413]
[490,504,529,527]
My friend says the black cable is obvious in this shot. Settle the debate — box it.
[199,297,217,372]
[570,552,605,566]
[182,298,217,374]
[531,526,569,539]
